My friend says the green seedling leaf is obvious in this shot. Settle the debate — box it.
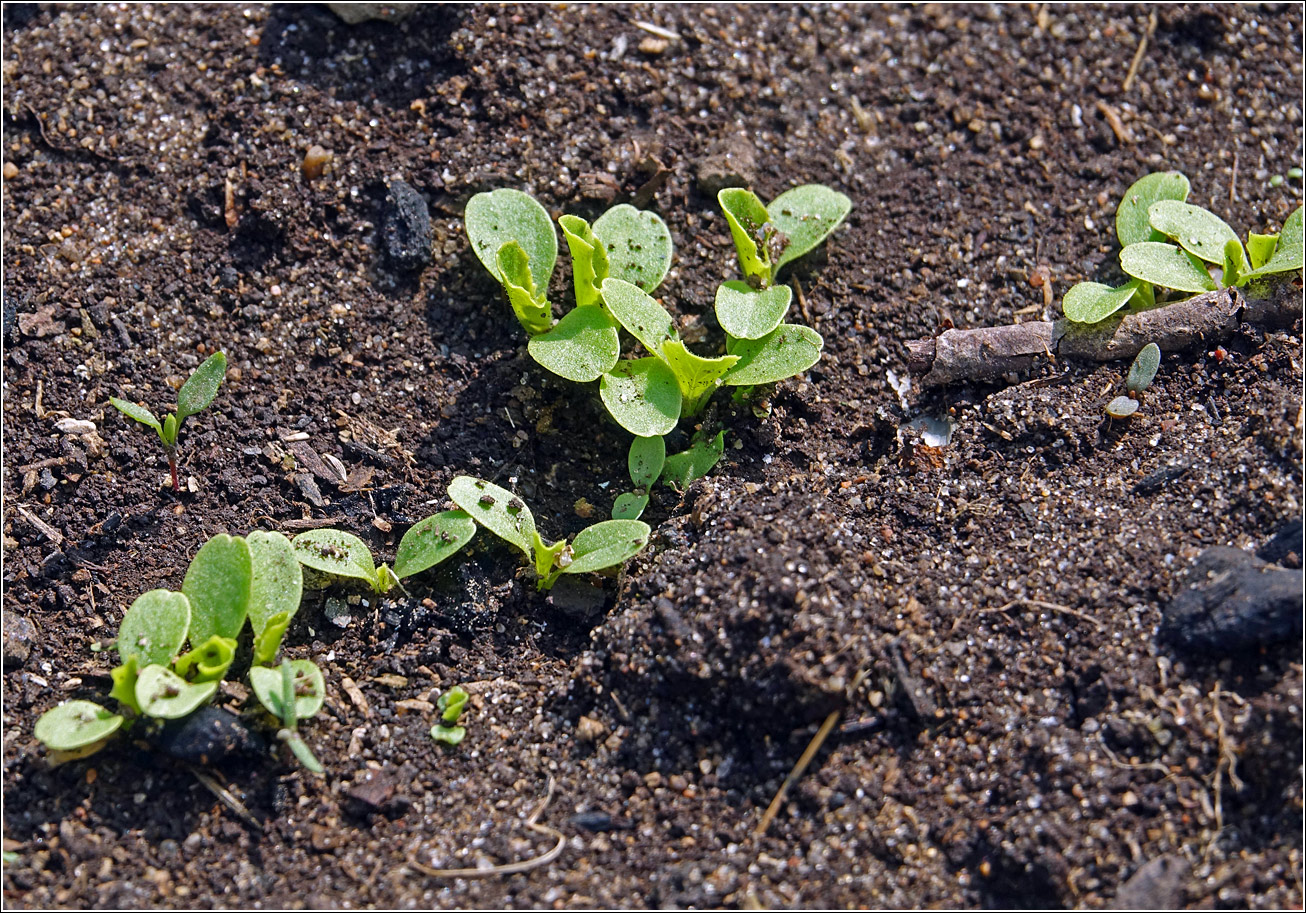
[628,435,666,489]
[1127,343,1161,394]
[117,589,191,668]
[1148,200,1241,265]
[1119,242,1217,293]
[175,351,226,422]
[531,532,569,586]
[768,184,853,275]
[448,476,537,557]
[661,339,739,417]
[1222,238,1248,289]
[715,281,792,340]
[1247,232,1279,270]
[393,510,477,579]
[253,612,293,668]
[161,413,178,448]
[661,430,726,488]
[559,214,608,308]
[430,724,466,745]
[527,305,621,382]
[1243,205,1304,278]
[174,635,238,684]
[34,701,124,752]
[250,660,326,721]
[466,188,558,294]
[563,519,651,576]
[600,278,676,355]
[135,664,218,719]
[497,241,553,335]
[1061,280,1140,325]
[592,204,673,292]
[1105,395,1140,419]
[108,657,142,714]
[612,491,649,520]
[183,534,252,644]
[718,188,773,285]
[247,531,303,639]
[437,686,469,724]
[292,529,380,591]
[724,324,823,386]
[600,357,682,437]
[1116,171,1191,246]
[108,398,163,435]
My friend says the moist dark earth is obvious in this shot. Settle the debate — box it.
[2,4,1303,908]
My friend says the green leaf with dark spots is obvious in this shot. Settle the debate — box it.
[393,510,477,579]
[1116,171,1190,246]
[592,204,673,292]
[724,324,823,385]
[34,701,124,752]
[117,589,191,668]
[1148,200,1241,265]
[600,278,677,355]
[661,430,726,488]
[135,664,218,719]
[292,529,381,591]
[1127,343,1161,394]
[175,352,226,423]
[717,188,773,285]
[599,357,682,437]
[715,281,791,340]
[527,305,621,382]
[447,477,537,557]
[562,520,651,576]
[1119,242,1217,293]
[628,435,666,489]
[466,188,557,293]
[182,534,252,644]
[768,184,852,275]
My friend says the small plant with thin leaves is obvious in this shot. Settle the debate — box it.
[108,351,227,491]
[1064,172,1304,325]
[448,476,650,591]
[717,184,852,289]
[1105,342,1162,420]
[291,511,476,594]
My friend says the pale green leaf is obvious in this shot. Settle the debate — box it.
[173,635,237,684]
[563,519,651,576]
[249,660,326,721]
[465,188,557,293]
[717,188,773,285]
[1246,232,1279,270]
[393,510,477,579]
[135,665,218,719]
[1148,200,1241,265]
[117,589,191,668]
[599,357,682,437]
[661,430,726,487]
[592,204,673,292]
[246,531,303,639]
[447,476,537,557]
[612,491,649,520]
[108,397,163,435]
[1127,343,1161,393]
[1119,242,1217,293]
[628,435,666,488]
[292,529,380,590]
[1105,395,1140,419]
[600,278,676,355]
[1222,238,1248,289]
[34,701,124,751]
[1061,280,1140,324]
[1116,171,1191,246]
[253,612,292,668]
[768,184,853,274]
[715,281,792,340]
[660,340,738,417]
[182,534,252,644]
[430,724,466,745]
[723,324,824,385]
[1243,205,1304,278]
[559,214,607,309]
[527,305,620,382]
[176,352,226,423]
[497,241,553,335]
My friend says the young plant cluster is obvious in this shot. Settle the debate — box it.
[465,184,850,518]
[1064,171,1304,325]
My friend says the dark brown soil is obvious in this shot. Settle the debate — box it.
[3,4,1302,908]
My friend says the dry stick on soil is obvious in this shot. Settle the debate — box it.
[905,280,1302,388]
[188,765,264,832]
[978,598,1103,630]
[755,709,841,839]
[1122,11,1158,93]
[407,777,564,878]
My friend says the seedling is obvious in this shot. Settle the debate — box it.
[108,351,227,491]
[661,430,727,489]
[250,660,326,773]
[292,512,476,594]
[717,184,852,289]
[448,476,650,590]
[1105,342,1161,420]
[613,435,666,520]
[465,189,558,335]
[430,685,469,746]
[1064,172,1304,324]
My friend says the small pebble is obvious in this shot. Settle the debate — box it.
[302,145,331,180]
[3,162,18,180]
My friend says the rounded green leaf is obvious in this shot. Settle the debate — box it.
[661,431,726,488]
[593,204,673,292]
[715,281,792,340]
[117,589,191,668]
[393,510,477,579]
[430,724,466,745]
[599,358,682,437]
[135,665,219,719]
[1105,395,1140,419]
[447,476,537,557]
[108,398,162,435]
[723,324,824,386]
[563,519,651,576]
[600,278,676,355]
[292,529,379,589]
[1244,205,1304,278]
[465,188,557,292]
[1127,343,1162,394]
[612,491,649,521]
[1116,171,1191,247]
[527,306,621,382]
[35,701,124,752]
[768,184,853,274]
[1119,242,1217,293]
[182,534,252,644]
[1061,280,1140,325]
[718,188,773,284]
[174,635,238,684]
[628,435,666,489]
[247,531,303,638]
[249,660,326,721]
[1148,200,1240,265]
[176,351,227,423]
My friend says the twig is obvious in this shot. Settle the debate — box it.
[632,19,681,41]
[905,279,1301,388]
[407,777,565,878]
[1122,12,1157,93]
[188,765,264,832]
[755,709,840,838]
[14,504,63,546]
[978,598,1103,630]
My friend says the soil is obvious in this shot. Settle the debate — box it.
[2,4,1303,908]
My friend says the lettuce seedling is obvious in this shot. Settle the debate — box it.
[661,429,727,489]
[448,476,650,591]
[717,184,852,288]
[250,659,326,773]
[1105,343,1162,420]
[430,685,469,746]
[465,189,558,335]
[613,435,666,520]
[109,351,226,491]
[292,512,475,594]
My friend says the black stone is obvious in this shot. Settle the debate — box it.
[380,180,432,273]
[154,706,264,766]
